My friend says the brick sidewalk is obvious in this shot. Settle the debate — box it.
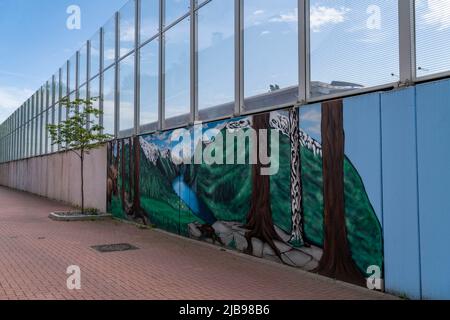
[0,186,396,300]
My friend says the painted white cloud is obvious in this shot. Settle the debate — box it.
[422,0,450,30]
[301,108,321,135]
[310,5,350,32]
[0,86,34,123]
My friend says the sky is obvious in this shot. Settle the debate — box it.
[0,0,128,122]
[1,0,450,124]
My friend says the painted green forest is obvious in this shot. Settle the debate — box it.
[108,117,383,276]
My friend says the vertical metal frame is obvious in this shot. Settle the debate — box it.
[35,91,39,156]
[86,39,91,130]
[86,41,90,90]
[135,0,141,135]
[50,75,55,153]
[58,67,63,151]
[65,61,70,120]
[298,0,310,103]
[399,0,416,85]
[158,0,165,130]
[234,0,243,117]
[190,0,198,124]
[114,11,120,138]
[41,81,48,154]
[38,88,42,155]
[99,27,105,133]
[75,50,80,99]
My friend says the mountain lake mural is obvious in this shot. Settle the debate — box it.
[107,102,383,288]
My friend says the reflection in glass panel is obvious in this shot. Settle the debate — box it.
[30,118,34,156]
[120,0,135,57]
[56,70,63,101]
[196,0,208,7]
[103,66,115,135]
[243,0,298,110]
[104,17,116,68]
[61,65,68,99]
[90,76,100,127]
[47,107,53,153]
[42,110,47,154]
[34,91,39,116]
[165,0,190,26]
[119,54,135,133]
[164,18,190,125]
[36,114,41,155]
[48,78,54,107]
[415,0,450,77]
[79,44,87,86]
[141,0,159,42]
[69,53,77,93]
[140,40,159,130]
[90,31,101,78]
[198,0,234,120]
[69,92,77,120]
[310,0,398,98]
[60,99,67,124]
[79,85,87,116]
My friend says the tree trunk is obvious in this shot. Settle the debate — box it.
[245,113,283,260]
[80,149,85,214]
[132,136,149,225]
[289,107,306,247]
[114,140,119,174]
[315,100,365,286]
[128,137,133,204]
[121,139,126,211]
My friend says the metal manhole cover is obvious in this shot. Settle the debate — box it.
[91,243,139,253]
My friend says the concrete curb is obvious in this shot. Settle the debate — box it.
[49,211,112,222]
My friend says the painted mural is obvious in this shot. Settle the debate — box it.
[107,102,383,288]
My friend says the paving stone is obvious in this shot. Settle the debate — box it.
[0,186,397,300]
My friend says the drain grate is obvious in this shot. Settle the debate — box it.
[91,243,139,253]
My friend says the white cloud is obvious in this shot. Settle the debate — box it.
[120,24,135,42]
[422,0,450,30]
[253,10,265,16]
[0,86,34,123]
[260,30,271,36]
[105,48,116,61]
[310,5,350,32]
[270,8,298,23]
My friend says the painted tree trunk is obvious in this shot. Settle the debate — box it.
[289,107,305,247]
[315,100,365,286]
[132,136,149,225]
[128,137,133,204]
[245,113,283,259]
[120,139,126,211]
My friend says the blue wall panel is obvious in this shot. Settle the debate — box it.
[381,88,421,299]
[416,79,450,300]
[344,93,383,227]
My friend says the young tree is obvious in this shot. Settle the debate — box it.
[47,97,111,214]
